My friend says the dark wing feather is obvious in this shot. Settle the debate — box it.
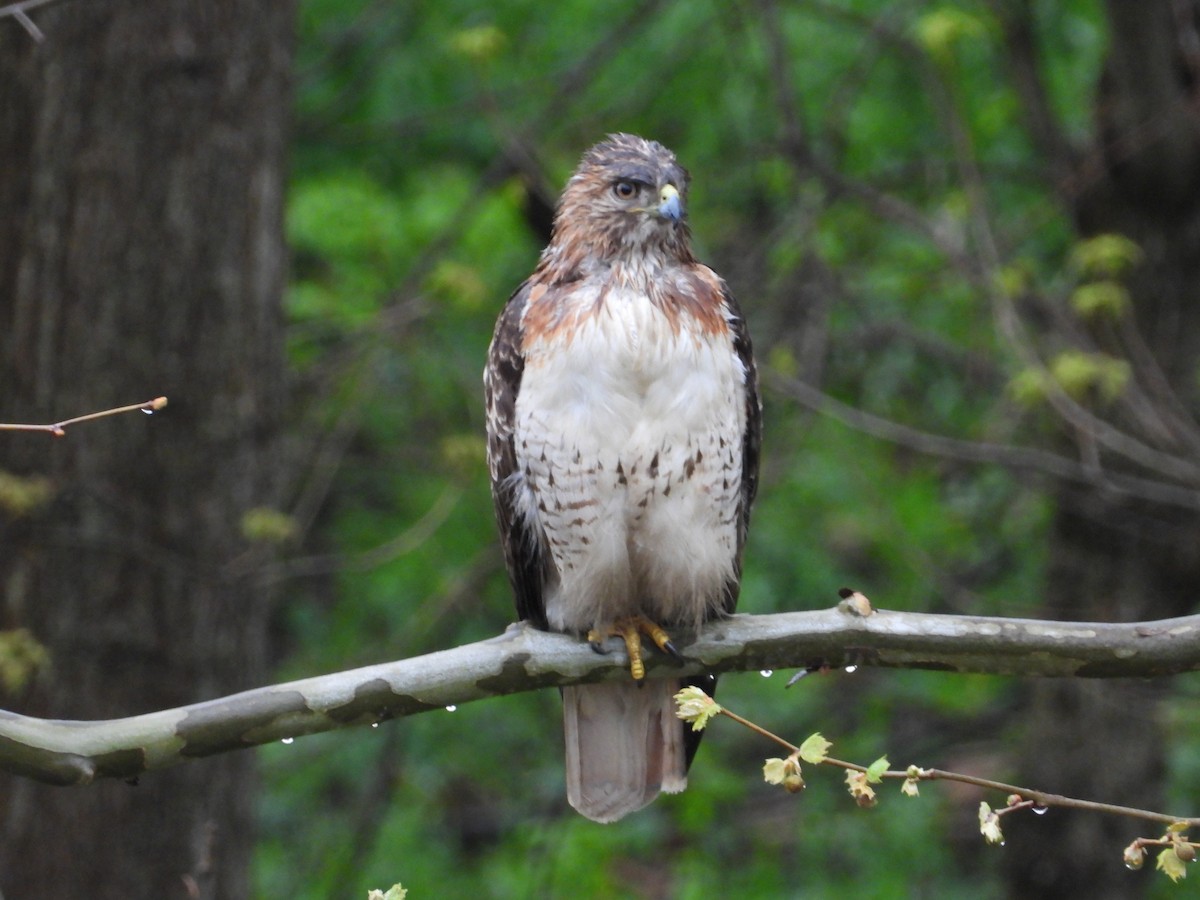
[719,282,762,615]
[684,281,761,769]
[485,281,549,629]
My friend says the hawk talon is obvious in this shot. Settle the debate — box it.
[591,615,682,683]
[586,629,616,655]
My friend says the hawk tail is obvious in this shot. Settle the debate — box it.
[562,679,687,823]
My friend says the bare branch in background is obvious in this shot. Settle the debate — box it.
[0,0,64,41]
[769,373,1200,510]
[0,397,168,437]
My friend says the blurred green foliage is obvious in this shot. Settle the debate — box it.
[255,1,1194,897]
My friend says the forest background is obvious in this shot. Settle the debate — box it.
[2,1,1200,898]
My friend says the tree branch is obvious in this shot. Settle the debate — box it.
[990,0,1080,198]
[0,0,62,41]
[0,397,168,436]
[3,601,1200,787]
[769,372,1200,510]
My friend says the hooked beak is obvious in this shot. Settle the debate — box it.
[656,183,684,222]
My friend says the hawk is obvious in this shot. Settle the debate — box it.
[485,134,761,823]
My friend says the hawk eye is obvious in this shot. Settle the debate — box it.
[612,180,637,199]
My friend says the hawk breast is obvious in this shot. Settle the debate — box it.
[513,279,748,633]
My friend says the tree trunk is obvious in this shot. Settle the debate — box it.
[0,3,294,897]
[1003,2,1200,896]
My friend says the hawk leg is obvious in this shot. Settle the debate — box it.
[588,615,683,682]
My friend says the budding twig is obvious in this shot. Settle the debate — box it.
[674,684,1200,880]
[0,397,168,437]
[680,686,1200,826]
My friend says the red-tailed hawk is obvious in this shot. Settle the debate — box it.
[485,134,761,822]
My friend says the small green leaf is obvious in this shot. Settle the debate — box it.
[766,344,798,380]
[865,756,889,783]
[799,732,831,764]
[1070,234,1142,278]
[448,25,506,63]
[241,507,299,545]
[1013,351,1133,405]
[913,8,989,65]
[0,470,55,517]
[1049,351,1131,403]
[993,262,1032,299]
[1008,368,1049,407]
[0,628,49,694]
[1070,281,1130,319]
[979,802,1004,845]
[674,686,722,731]
[1157,847,1188,882]
[763,758,788,785]
[763,754,805,792]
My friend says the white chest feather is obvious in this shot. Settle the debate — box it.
[514,283,747,632]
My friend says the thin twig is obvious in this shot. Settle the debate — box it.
[762,0,1200,491]
[921,36,1200,487]
[261,484,463,583]
[716,706,796,748]
[704,694,1200,830]
[769,372,1200,510]
[914,769,1200,829]
[0,397,168,436]
[0,0,61,41]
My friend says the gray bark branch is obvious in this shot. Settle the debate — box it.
[3,603,1199,787]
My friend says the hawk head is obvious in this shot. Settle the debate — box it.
[541,133,695,278]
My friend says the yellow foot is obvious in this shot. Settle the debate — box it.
[587,615,683,682]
